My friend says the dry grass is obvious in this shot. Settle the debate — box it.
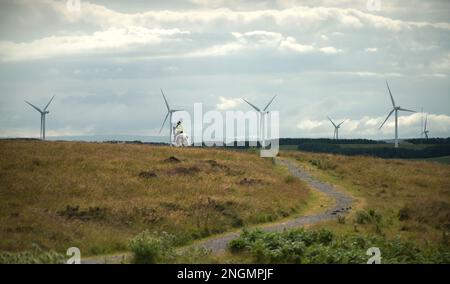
[281,151,450,246]
[0,140,309,255]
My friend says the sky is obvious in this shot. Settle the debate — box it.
[0,0,449,140]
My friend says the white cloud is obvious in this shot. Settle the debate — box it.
[319,46,343,54]
[216,96,242,110]
[364,47,377,52]
[190,31,338,57]
[297,119,324,130]
[279,36,314,53]
[0,126,95,138]
[46,2,450,32]
[0,27,190,61]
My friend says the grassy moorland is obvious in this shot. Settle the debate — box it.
[0,140,312,256]
[209,151,450,264]
[280,151,450,246]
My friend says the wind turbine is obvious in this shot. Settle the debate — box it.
[422,114,430,139]
[243,95,277,148]
[24,96,54,140]
[327,117,345,140]
[379,80,415,148]
[159,89,183,146]
[421,107,424,138]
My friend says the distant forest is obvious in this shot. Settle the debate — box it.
[291,138,450,159]
[279,138,384,145]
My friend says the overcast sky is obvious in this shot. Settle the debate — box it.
[0,0,449,140]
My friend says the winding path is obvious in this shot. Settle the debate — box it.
[82,157,353,263]
[194,157,353,252]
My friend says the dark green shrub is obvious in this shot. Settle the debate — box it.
[128,230,175,264]
[355,209,382,225]
[228,228,449,264]
[0,244,65,264]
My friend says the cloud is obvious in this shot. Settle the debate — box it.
[364,47,377,52]
[0,126,95,138]
[189,31,340,57]
[46,2,450,32]
[0,26,342,61]
[297,119,324,130]
[216,96,242,110]
[319,46,343,54]
[0,26,190,61]
[279,36,314,53]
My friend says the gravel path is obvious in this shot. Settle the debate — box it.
[81,157,353,263]
[195,157,353,252]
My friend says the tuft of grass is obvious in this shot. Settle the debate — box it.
[0,244,65,264]
[128,230,175,264]
[355,209,382,225]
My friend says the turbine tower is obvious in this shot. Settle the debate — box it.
[243,95,277,148]
[379,80,415,148]
[24,96,54,140]
[423,114,430,139]
[159,89,183,146]
[421,107,424,139]
[327,117,345,140]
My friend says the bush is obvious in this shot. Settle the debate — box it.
[355,209,382,225]
[337,215,346,224]
[228,228,450,264]
[0,244,65,264]
[128,230,175,264]
[309,159,337,170]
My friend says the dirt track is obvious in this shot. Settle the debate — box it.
[195,157,353,252]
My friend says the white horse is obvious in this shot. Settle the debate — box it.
[174,132,190,147]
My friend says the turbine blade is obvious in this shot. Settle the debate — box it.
[399,107,415,113]
[159,112,170,134]
[25,100,43,113]
[338,120,345,127]
[386,80,396,108]
[44,96,55,111]
[160,89,170,111]
[263,95,277,111]
[243,99,261,112]
[379,109,395,129]
[327,116,337,127]
[424,115,428,130]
